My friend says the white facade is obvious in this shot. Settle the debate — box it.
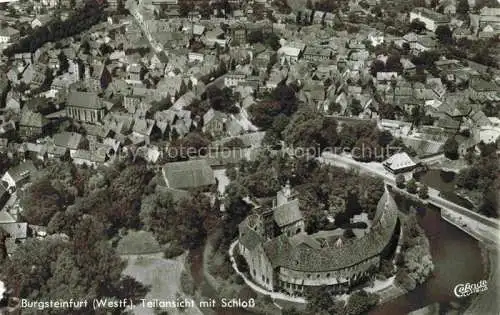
[409,9,449,32]
[224,73,246,87]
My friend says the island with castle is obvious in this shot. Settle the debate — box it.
[237,181,401,296]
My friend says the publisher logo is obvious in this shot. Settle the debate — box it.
[453,280,488,298]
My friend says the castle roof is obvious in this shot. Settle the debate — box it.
[273,199,302,227]
[262,189,398,272]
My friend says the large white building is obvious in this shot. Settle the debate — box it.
[410,7,450,32]
[0,27,20,44]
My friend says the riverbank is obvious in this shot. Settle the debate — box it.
[464,245,499,315]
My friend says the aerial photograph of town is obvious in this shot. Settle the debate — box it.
[0,0,498,313]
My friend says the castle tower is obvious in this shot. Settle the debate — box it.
[276,179,293,207]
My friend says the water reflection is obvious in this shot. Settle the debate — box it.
[370,196,484,314]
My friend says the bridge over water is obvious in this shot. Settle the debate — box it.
[318,153,500,245]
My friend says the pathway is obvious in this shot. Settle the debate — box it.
[318,152,500,243]
[228,240,307,304]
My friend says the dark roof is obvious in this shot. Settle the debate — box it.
[67,91,104,109]
[273,199,302,227]
[162,159,216,190]
[20,110,49,128]
[262,190,398,272]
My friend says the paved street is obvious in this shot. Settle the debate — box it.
[318,152,500,243]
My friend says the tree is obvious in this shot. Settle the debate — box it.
[406,178,418,194]
[457,0,469,15]
[435,25,453,45]
[345,290,379,315]
[57,51,69,75]
[20,178,66,226]
[409,19,426,33]
[396,174,406,188]
[173,193,216,249]
[443,136,459,160]
[370,59,385,76]
[283,111,339,153]
[386,53,404,74]
[418,184,429,199]
[350,99,363,116]
[140,189,176,244]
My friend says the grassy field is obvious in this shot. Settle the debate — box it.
[116,230,163,255]
[122,252,204,315]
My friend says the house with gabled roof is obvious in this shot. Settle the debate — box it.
[2,161,37,190]
[382,152,418,174]
[161,159,216,191]
[19,110,49,139]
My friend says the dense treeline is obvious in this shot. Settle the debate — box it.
[2,160,152,311]
[3,1,107,56]
[229,151,384,233]
[457,145,499,217]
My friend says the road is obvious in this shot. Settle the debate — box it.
[318,153,500,242]
[126,0,162,53]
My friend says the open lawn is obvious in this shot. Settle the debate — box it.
[122,253,203,315]
[117,230,163,255]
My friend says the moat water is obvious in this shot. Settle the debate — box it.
[370,196,484,315]
[414,169,474,209]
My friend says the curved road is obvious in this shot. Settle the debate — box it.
[318,153,500,242]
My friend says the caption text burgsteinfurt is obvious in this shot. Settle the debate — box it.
[20,297,256,310]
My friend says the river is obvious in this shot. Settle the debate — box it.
[370,195,485,314]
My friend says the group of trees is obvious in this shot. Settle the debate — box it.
[232,151,385,232]
[456,147,499,217]
[304,286,379,315]
[370,53,404,76]
[205,86,240,114]
[3,160,153,309]
[246,30,281,51]
[3,1,107,56]
[140,184,219,251]
[399,176,428,198]
[443,136,459,160]
[282,111,339,152]
[19,160,154,238]
[249,83,299,130]
[258,98,406,163]
[395,210,434,291]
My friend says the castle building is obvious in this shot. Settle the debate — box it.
[238,183,400,295]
